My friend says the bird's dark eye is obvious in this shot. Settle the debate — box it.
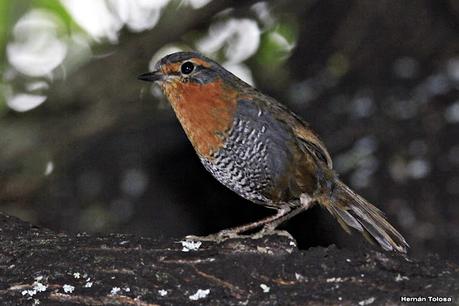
[181,61,194,75]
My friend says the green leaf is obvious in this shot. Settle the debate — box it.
[0,0,13,69]
[32,0,75,30]
[257,19,298,69]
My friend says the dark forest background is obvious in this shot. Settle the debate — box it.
[1,0,458,263]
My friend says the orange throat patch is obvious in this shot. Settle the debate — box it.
[163,79,237,158]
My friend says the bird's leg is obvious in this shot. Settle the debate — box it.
[185,206,292,242]
[258,193,315,233]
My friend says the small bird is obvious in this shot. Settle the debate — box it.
[138,51,408,253]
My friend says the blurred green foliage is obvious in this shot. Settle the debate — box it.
[32,0,73,26]
[258,18,298,68]
[0,0,81,64]
[0,1,11,62]
[0,1,11,110]
[0,0,82,113]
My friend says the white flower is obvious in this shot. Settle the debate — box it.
[189,289,210,300]
[84,281,93,288]
[181,240,202,252]
[359,297,376,305]
[63,284,75,293]
[110,287,121,295]
[260,284,270,293]
[33,282,47,292]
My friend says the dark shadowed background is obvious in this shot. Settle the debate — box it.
[0,0,458,263]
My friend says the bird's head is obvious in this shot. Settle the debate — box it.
[138,51,243,157]
[138,51,243,90]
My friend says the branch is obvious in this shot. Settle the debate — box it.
[0,213,458,305]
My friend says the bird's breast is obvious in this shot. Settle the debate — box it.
[164,79,238,158]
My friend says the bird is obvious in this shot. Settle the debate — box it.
[138,51,408,253]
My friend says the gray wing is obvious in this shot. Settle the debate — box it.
[232,99,322,203]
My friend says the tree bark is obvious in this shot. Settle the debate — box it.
[0,212,457,305]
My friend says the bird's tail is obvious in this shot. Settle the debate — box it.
[319,179,408,253]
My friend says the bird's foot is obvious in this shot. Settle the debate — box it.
[251,228,294,240]
[186,228,294,242]
[185,229,247,242]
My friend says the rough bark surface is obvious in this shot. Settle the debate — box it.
[0,212,458,305]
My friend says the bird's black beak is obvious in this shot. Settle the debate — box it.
[137,70,163,82]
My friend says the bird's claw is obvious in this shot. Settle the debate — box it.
[185,230,243,242]
[251,228,294,240]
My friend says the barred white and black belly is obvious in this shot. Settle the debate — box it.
[200,99,295,206]
[200,118,273,204]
